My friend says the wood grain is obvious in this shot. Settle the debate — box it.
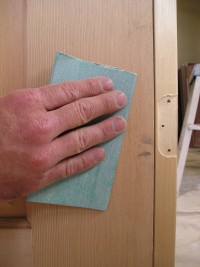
[0,0,25,95]
[154,0,177,267]
[0,227,33,267]
[25,0,154,266]
[0,1,26,216]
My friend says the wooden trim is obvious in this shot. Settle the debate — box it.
[0,217,31,229]
[154,0,177,267]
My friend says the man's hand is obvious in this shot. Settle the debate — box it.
[0,77,127,201]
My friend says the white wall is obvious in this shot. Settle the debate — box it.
[177,0,200,67]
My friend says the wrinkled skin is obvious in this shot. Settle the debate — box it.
[0,77,127,201]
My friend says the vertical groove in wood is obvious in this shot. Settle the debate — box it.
[23,0,28,88]
[0,0,24,95]
[0,0,26,217]
[154,0,177,266]
[0,228,33,267]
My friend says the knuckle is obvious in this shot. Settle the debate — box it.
[41,88,54,106]
[85,79,95,94]
[64,156,90,177]
[30,151,49,171]
[102,96,111,112]
[76,130,90,152]
[23,117,51,143]
[3,92,19,108]
[80,157,89,171]
[100,124,110,139]
[76,100,92,123]
[62,82,79,101]
[4,90,31,110]
[65,161,75,177]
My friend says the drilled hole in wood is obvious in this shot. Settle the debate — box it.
[162,124,165,128]
[167,148,171,152]
[167,99,171,103]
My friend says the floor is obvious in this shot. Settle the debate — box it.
[176,148,200,267]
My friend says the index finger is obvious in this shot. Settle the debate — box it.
[39,77,113,111]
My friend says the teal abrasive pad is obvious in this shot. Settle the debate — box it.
[27,52,137,210]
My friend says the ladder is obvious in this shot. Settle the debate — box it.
[177,65,200,193]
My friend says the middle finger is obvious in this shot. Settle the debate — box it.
[49,90,127,139]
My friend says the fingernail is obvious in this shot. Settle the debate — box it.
[116,92,127,107]
[114,117,126,132]
[100,79,114,91]
[93,148,106,161]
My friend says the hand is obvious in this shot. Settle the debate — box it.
[0,77,127,201]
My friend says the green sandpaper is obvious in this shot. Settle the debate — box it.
[27,52,137,210]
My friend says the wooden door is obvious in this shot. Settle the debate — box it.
[0,1,177,267]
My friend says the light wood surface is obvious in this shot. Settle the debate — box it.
[0,1,26,216]
[0,227,33,267]
[25,0,154,266]
[0,0,25,95]
[154,0,177,266]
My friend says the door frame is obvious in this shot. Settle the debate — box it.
[154,0,177,266]
[0,0,177,266]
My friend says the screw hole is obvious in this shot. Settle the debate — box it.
[167,148,171,152]
[162,124,165,128]
[167,99,171,103]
